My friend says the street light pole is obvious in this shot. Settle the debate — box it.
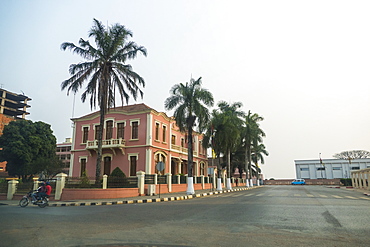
[319,153,324,179]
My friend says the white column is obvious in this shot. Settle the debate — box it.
[55,173,67,200]
[102,174,108,189]
[166,173,172,193]
[7,180,18,200]
[145,149,152,174]
[217,177,222,191]
[137,171,145,195]
[186,176,195,195]
[33,179,39,190]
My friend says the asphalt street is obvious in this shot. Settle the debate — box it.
[1,185,369,247]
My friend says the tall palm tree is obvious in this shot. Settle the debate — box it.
[61,19,147,182]
[243,111,265,186]
[217,101,244,189]
[165,77,214,194]
[251,143,269,184]
[203,101,244,190]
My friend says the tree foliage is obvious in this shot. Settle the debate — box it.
[0,120,61,181]
[61,19,147,181]
[165,77,214,177]
[242,111,266,179]
[333,150,370,160]
[211,101,244,179]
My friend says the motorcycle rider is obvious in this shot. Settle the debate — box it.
[32,181,46,202]
[45,181,52,197]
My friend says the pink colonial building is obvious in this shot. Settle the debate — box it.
[69,104,208,178]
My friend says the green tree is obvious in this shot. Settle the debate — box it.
[164,77,214,194]
[203,101,244,190]
[0,120,61,182]
[243,111,265,185]
[251,143,269,182]
[61,19,147,182]
[213,101,244,190]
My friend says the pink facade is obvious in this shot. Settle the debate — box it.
[70,104,208,178]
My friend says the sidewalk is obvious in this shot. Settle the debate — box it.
[326,186,370,196]
[0,186,261,207]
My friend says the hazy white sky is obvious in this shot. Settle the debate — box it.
[1,0,370,179]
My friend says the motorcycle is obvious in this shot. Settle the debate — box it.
[19,190,49,208]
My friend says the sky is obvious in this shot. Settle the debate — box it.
[1,0,370,179]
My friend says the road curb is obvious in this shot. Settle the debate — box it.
[48,186,261,207]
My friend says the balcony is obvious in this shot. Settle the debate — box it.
[171,144,198,156]
[86,139,126,155]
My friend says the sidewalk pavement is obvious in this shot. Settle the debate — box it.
[0,186,261,207]
[326,186,370,196]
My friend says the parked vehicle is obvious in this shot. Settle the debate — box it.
[19,190,49,208]
[291,179,306,185]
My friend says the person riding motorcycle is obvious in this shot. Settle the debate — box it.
[32,181,46,202]
[45,182,52,197]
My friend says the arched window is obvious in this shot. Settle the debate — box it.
[154,152,166,174]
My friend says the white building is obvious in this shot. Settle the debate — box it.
[294,158,370,179]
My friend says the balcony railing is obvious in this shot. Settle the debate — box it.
[86,139,126,155]
[171,144,198,156]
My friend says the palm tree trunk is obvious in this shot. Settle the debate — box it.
[245,143,253,187]
[216,156,223,191]
[96,78,108,185]
[186,116,195,195]
[95,110,104,185]
[226,150,232,190]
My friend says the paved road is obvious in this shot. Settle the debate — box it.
[1,186,369,247]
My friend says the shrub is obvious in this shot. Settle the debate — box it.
[79,171,91,188]
[110,167,126,178]
[108,167,127,188]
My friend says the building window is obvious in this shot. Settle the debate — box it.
[171,135,176,145]
[155,122,160,140]
[130,156,137,176]
[300,168,309,171]
[82,127,89,143]
[103,156,111,175]
[351,167,360,170]
[317,167,325,171]
[106,120,113,139]
[333,167,341,170]
[95,125,102,140]
[181,138,185,148]
[131,121,138,139]
[80,158,87,177]
[162,126,166,142]
[117,122,125,139]
[200,163,205,176]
